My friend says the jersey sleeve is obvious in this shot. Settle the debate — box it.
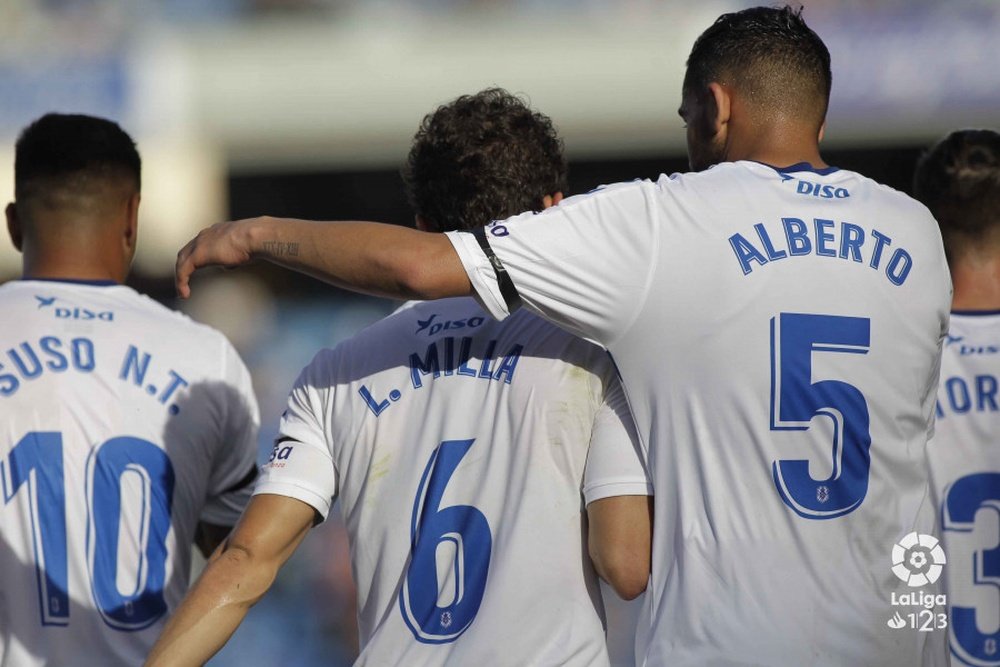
[445,179,661,347]
[254,351,339,521]
[200,340,262,526]
[582,371,652,505]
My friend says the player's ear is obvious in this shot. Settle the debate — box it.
[123,192,140,255]
[817,120,826,144]
[706,82,731,137]
[5,202,23,253]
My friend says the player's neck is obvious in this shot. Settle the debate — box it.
[951,259,1000,311]
[728,123,828,170]
[21,246,126,284]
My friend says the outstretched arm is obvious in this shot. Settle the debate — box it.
[144,494,316,667]
[175,216,471,300]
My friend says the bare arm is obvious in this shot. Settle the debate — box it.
[587,495,653,601]
[175,216,471,300]
[144,494,316,667]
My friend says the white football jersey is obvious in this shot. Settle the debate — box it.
[0,279,259,667]
[447,161,953,666]
[927,311,1000,667]
[255,297,650,667]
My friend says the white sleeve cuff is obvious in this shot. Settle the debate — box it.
[583,478,654,506]
[253,481,333,522]
[445,230,512,321]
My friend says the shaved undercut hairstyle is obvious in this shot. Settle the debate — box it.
[15,113,140,223]
[913,129,1000,260]
[684,5,832,132]
[402,87,567,233]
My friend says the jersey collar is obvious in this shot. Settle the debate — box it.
[951,309,1000,316]
[19,277,119,287]
[752,160,840,176]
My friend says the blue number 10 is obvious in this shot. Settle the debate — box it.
[399,439,492,644]
[770,312,872,519]
[1,431,175,631]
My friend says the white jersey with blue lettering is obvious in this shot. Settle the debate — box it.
[446,160,953,666]
[0,279,259,667]
[927,311,1000,667]
[255,297,650,667]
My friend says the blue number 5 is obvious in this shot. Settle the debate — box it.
[770,312,872,519]
[400,439,492,643]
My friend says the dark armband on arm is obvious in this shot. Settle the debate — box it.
[470,227,521,312]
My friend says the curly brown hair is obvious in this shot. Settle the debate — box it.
[402,88,567,233]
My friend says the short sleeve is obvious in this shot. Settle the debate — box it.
[200,341,261,526]
[446,179,661,347]
[583,371,652,505]
[253,353,339,521]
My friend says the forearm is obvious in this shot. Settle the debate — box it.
[244,216,469,299]
[145,544,276,666]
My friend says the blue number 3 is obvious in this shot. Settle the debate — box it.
[944,473,1000,666]
[400,439,492,644]
[1,431,174,631]
[770,312,872,519]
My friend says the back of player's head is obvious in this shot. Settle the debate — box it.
[402,88,567,233]
[14,113,141,224]
[913,129,1000,256]
[684,5,831,132]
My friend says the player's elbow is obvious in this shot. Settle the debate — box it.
[594,550,649,601]
[212,541,280,608]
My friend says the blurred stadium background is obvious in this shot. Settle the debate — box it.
[0,0,997,664]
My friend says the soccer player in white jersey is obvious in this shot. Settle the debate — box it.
[172,6,953,664]
[147,89,652,666]
[0,114,260,666]
[915,129,1000,667]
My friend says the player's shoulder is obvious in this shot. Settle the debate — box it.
[119,287,235,348]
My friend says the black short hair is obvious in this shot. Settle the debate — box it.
[684,5,831,130]
[15,113,141,205]
[913,129,1000,254]
[402,88,567,232]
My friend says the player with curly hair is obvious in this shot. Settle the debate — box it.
[148,89,651,667]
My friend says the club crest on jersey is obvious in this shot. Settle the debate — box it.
[34,295,114,322]
[415,313,485,337]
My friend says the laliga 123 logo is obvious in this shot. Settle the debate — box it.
[891,532,946,587]
[886,532,948,632]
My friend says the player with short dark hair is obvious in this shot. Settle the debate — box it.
[0,113,259,666]
[147,89,651,667]
[915,129,1000,667]
[681,5,831,171]
[172,5,952,664]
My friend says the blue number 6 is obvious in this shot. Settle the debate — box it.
[399,439,492,643]
[770,312,872,519]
